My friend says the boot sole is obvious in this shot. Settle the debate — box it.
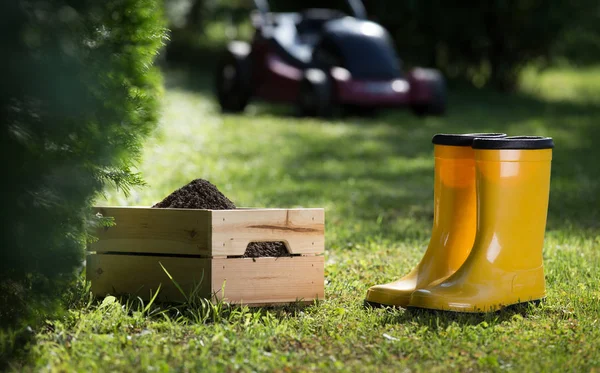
[405,298,545,314]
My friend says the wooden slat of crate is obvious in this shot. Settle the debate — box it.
[87,254,324,304]
[90,207,212,256]
[89,207,325,257]
[87,254,212,302]
[210,209,324,256]
[211,256,324,304]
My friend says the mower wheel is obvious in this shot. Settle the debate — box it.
[410,68,447,117]
[298,69,335,117]
[215,44,252,113]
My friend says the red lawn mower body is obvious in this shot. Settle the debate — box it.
[215,1,446,117]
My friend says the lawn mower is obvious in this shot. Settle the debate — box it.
[215,0,446,117]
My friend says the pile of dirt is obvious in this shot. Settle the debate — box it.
[152,179,236,210]
[153,179,289,258]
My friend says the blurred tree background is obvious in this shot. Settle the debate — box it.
[0,0,165,344]
[164,0,600,90]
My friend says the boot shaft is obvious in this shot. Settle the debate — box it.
[429,133,505,272]
[471,137,554,271]
[431,145,477,270]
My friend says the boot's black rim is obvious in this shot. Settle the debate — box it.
[472,136,554,150]
[432,133,506,146]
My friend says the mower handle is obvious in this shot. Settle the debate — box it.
[253,0,366,20]
[253,0,270,15]
[347,0,367,19]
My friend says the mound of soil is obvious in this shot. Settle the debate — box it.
[153,179,289,258]
[152,179,236,210]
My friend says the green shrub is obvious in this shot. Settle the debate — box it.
[0,0,165,328]
[370,1,590,90]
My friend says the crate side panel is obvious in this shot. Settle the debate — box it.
[210,209,325,256]
[211,256,324,305]
[90,207,212,256]
[87,254,212,302]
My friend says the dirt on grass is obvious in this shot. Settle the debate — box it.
[153,179,289,258]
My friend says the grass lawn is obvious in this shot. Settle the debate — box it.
[16,67,600,372]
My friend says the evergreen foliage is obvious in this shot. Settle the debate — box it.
[0,0,165,327]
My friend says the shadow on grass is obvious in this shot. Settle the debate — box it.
[372,301,547,329]
[166,68,600,233]
[289,94,600,232]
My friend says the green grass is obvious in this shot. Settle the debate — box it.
[14,67,600,372]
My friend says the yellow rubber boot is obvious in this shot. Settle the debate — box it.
[365,133,506,307]
[409,136,554,312]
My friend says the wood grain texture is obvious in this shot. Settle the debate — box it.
[87,254,212,302]
[89,207,213,256]
[89,207,325,257]
[211,209,325,256]
[211,256,325,304]
[87,254,325,305]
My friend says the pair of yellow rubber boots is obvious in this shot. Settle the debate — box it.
[365,133,554,312]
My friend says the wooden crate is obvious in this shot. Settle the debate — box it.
[86,207,325,305]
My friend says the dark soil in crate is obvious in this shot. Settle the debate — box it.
[153,179,236,210]
[153,179,289,258]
